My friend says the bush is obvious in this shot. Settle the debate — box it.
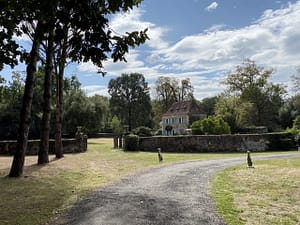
[124,134,139,151]
[286,116,300,147]
[292,115,300,133]
[191,116,231,135]
[132,126,153,137]
[190,120,204,135]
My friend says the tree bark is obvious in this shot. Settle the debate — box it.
[9,25,41,177]
[54,30,68,159]
[38,28,54,164]
[128,107,132,131]
[55,58,65,158]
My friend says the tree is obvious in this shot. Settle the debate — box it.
[222,59,285,130]
[110,115,122,148]
[279,94,300,129]
[39,13,56,164]
[62,78,109,135]
[155,77,179,112]
[293,115,300,131]
[291,66,300,93]
[31,68,55,138]
[89,95,111,132]
[178,78,194,102]
[50,0,148,159]
[0,72,24,139]
[215,95,255,133]
[153,76,194,129]
[1,0,67,176]
[9,21,46,177]
[63,89,96,135]
[3,0,149,177]
[190,116,231,135]
[289,115,300,135]
[38,0,149,162]
[223,59,272,94]
[0,1,23,71]
[110,116,122,135]
[108,73,152,131]
[198,96,219,116]
[151,100,165,129]
[155,76,194,112]
[0,69,54,139]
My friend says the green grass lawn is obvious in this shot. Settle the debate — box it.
[211,157,300,225]
[0,138,297,225]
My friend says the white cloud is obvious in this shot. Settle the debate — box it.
[78,50,161,81]
[79,1,300,99]
[81,85,108,97]
[159,1,300,91]
[206,2,219,12]
[204,24,227,33]
[110,7,169,50]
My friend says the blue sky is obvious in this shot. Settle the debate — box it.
[2,0,300,99]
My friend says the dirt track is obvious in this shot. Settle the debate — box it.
[51,153,299,225]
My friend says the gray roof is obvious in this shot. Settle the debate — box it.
[163,100,205,117]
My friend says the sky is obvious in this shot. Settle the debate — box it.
[2,0,300,100]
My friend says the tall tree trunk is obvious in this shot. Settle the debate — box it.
[38,29,54,164]
[9,26,41,177]
[128,107,132,131]
[55,30,68,159]
[55,58,65,158]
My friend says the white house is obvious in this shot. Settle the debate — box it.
[161,100,207,135]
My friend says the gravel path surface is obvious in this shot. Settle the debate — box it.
[52,153,299,225]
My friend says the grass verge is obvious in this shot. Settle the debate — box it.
[0,138,296,225]
[211,157,300,225]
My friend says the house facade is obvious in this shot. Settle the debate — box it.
[161,100,207,135]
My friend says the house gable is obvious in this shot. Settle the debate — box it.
[161,100,206,135]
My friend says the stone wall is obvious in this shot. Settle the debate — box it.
[139,133,296,152]
[0,137,87,155]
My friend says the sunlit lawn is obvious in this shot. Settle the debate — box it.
[0,138,297,225]
[211,157,300,225]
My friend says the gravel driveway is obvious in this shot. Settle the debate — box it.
[52,153,299,225]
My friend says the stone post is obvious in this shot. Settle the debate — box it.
[118,135,123,148]
[113,136,118,149]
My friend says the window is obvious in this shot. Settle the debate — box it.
[172,118,175,124]
[179,117,183,124]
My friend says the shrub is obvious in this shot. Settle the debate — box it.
[288,115,300,135]
[132,126,153,137]
[165,125,173,135]
[293,115,300,132]
[191,116,231,135]
[287,115,300,147]
[190,120,204,135]
[110,116,122,135]
[124,134,139,151]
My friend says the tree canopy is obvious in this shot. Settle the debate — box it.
[108,73,152,131]
[155,77,194,111]
[215,94,255,133]
[222,59,286,131]
[291,66,300,93]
